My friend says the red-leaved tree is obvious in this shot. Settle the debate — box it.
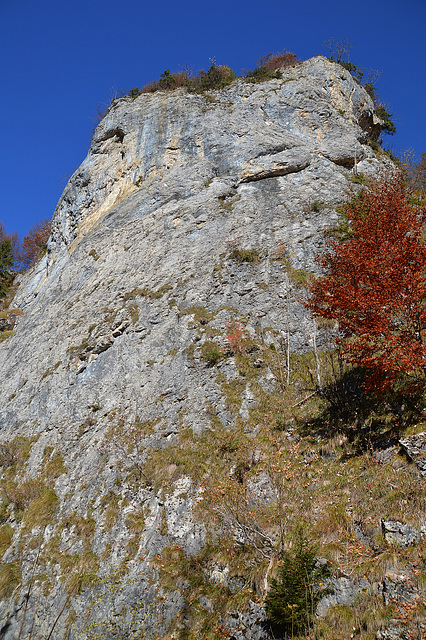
[305,174,426,394]
[19,218,51,271]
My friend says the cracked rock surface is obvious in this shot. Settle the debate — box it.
[0,56,392,639]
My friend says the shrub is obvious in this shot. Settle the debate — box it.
[339,60,364,83]
[245,50,298,83]
[287,267,315,288]
[324,37,353,64]
[106,416,155,486]
[223,321,246,355]
[245,66,282,83]
[0,524,13,556]
[5,478,44,512]
[259,51,298,71]
[0,442,20,469]
[310,200,324,212]
[128,87,141,99]
[0,217,52,281]
[0,562,21,598]
[404,151,426,200]
[158,69,177,90]
[200,341,223,366]
[271,242,291,266]
[141,63,236,95]
[229,248,261,264]
[0,436,33,470]
[375,105,396,135]
[364,81,377,102]
[189,64,236,92]
[0,329,15,344]
[0,237,15,298]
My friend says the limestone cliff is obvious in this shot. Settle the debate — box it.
[0,57,423,640]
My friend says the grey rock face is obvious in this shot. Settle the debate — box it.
[0,56,391,638]
[25,55,384,282]
[317,576,370,617]
[376,569,425,640]
[225,600,270,640]
[381,520,423,547]
[400,432,426,476]
[382,569,419,606]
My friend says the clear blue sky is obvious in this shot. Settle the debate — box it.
[1,0,425,238]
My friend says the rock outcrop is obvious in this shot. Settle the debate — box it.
[1,56,418,640]
[8,56,387,434]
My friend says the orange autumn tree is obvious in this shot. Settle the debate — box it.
[19,218,51,271]
[305,173,426,394]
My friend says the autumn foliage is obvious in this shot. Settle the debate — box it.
[305,174,426,394]
[223,321,247,355]
[18,218,51,271]
[256,50,298,71]
[0,218,51,300]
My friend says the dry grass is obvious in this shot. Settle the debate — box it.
[2,326,425,638]
[0,562,21,598]
[143,333,426,638]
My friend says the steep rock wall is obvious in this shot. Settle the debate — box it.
[0,57,396,639]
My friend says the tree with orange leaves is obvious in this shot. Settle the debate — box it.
[305,174,426,394]
[18,218,51,271]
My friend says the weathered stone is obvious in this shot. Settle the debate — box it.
[353,520,382,550]
[246,472,278,505]
[382,569,419,605]
[376,621,426,640]
[376,569,425,640]
[399,432,426,476]
[382,520,422,547]
[239,147,311,183]
[0,310,22,333]
[317,576,370,617]
[225,600,270,640]
[0,56,393,638]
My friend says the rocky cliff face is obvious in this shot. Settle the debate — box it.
[1,57,423,640]
[9,55,384,432]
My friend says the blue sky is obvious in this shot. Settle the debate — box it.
[1,0,425,238]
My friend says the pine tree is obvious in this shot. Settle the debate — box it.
[265,530,329,636]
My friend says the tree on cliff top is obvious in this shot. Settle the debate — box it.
[305,174,426,395]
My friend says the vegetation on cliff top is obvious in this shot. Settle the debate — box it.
[94,44,395,142]
[324,37,396,137]
[125,50,298,99]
